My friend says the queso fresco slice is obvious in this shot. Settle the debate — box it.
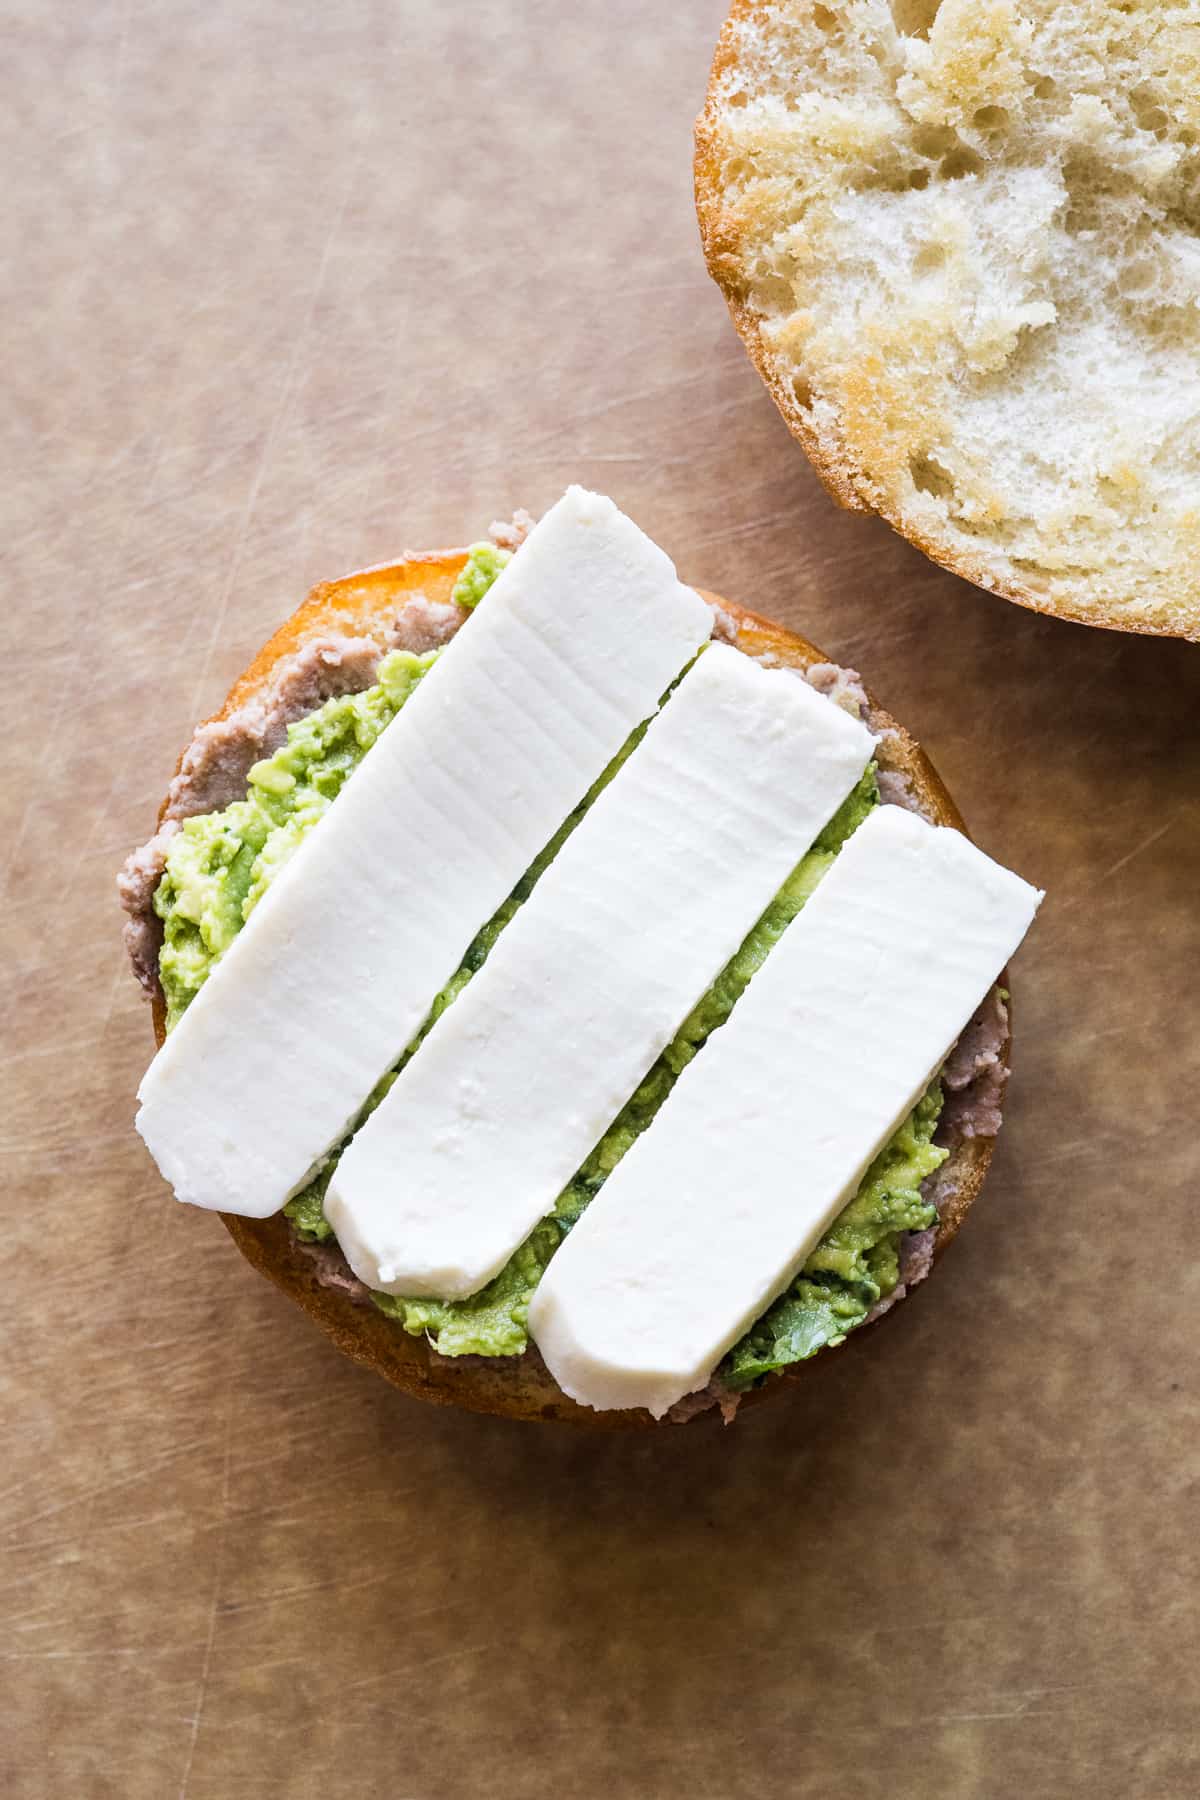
[136,487,713,1218]
[324,644,875,1298]
[529,805,1043,1417]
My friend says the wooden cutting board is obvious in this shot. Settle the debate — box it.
[3,3,1197,1795]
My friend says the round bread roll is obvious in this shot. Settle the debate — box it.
[143,546,1008,1425]
[695,0,1200,641]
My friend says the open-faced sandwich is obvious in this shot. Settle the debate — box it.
[120,488,1041,1424]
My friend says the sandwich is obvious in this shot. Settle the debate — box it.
[120,487,1041,1425]
[695,1,1200,640]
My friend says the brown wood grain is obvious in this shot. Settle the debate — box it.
[3,3,1198,1796]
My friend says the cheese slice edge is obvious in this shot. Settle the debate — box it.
[136,487,713,1218]
[528,804,1043,1417]
[324,645,876,1298]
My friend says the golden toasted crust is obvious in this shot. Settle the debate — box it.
[694,0,1200,642]
[150,552,1005,1425]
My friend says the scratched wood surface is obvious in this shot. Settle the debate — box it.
[4,3,1199,1795]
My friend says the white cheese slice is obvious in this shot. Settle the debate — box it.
[528,803,1043,1417]
[137,486,713,1217]
[324,643,876,1298]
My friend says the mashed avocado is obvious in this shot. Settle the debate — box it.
[721,1087,943,1386]
[155,651,434,1028]
[155,542,512,1027]
[451,542,511,610]
[155,607,948,1386]
[305,762,945,1377]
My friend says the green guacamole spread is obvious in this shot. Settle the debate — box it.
[155,650,435,1028]
[451,542,511,610]
[374,766,945,1382]
[155,578,947,1388]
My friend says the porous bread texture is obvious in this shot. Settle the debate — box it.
[696,0,1200,638]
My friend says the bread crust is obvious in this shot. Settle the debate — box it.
[149,550,1006,1425]
[694,0,1200,643]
